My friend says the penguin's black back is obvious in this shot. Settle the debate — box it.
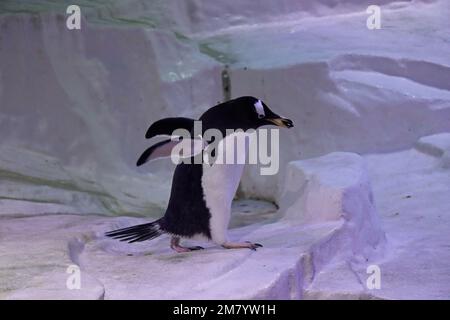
[160,162,211,239]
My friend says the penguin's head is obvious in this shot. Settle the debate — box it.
[231,96,294,130]
[200,96,293,132]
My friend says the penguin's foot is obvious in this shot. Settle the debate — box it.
[222,241,263,251]
[170,236,204,253]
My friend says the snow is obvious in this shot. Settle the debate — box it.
[0,202,338,299]
[279,152,386,261]
[1,136,449,299]
[1,0,450,299]
[307,138,450,299]
[415,133,450,157]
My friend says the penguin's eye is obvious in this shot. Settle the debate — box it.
[258,114,264,119]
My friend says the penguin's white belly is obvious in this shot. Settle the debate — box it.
[201,132,248,244]
[202,162,244,243]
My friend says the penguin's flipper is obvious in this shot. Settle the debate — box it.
[137,139,176,166]
[136,137,206,166]
[145,117,195,139]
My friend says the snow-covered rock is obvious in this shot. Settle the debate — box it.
[1,0,450,300]
[0,214,105,300]
[0,154,386,299]
[306,145,450,299]
[2,144,449,299]
[0,152,385,299]
[0,202,338,300]
[415,133,450,168]
[0,7,222,216]
[2,0,450,213]
[279,152,385,261]
[0,145,170,217]
[415,133,450,157]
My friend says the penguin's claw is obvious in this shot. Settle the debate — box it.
[171,244,204,253]
[170,236,204,253]
[246,241,263,247]
[188,246,204,251]
[222,241,263,250]
[245,241,263,250]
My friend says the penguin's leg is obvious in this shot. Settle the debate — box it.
[222,241,263,251]
[170,236,204,253]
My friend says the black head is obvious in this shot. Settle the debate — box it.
[200,96,293,132]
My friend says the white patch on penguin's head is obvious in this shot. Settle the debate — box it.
[254,99,265,119]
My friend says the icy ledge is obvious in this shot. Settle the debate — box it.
[415,133,450,168]
[306,133,450,299]
[1,152,383,299]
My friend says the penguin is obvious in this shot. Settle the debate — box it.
[105,96,293,252]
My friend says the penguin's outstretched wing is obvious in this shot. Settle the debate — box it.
[136,137,206,166]
[145,117,195,139]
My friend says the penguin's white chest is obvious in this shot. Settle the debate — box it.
[201,132,248,244]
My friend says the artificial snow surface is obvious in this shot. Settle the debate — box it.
[1,0,450,299]
[2,140,449,299]
[307,139,450,299]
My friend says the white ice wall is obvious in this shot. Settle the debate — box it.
[0,0,449,214]
[0,11,223,215]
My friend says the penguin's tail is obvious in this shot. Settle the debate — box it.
[105,219,164,243]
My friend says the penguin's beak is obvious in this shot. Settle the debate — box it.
[266,117,294,128]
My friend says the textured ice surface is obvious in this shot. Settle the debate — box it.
[1,152,385,299]
[1,0,450,299]
[306,136,450,299]
[2,139,449,299]
[279,152,385,262]
[0,145,170,216]
[1,0,450,212]
[0,200,334,299]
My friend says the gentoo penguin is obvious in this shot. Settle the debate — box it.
[105,96,293,252]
